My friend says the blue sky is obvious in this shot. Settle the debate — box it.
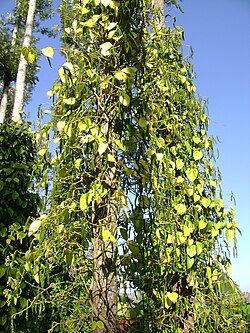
[1,0,250,291]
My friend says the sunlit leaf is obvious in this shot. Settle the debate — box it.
[193,149,203,161]
[119,94,130,106]
[38,149,47,156]
[167,292,178,303]
[187,244,196,257]
[102,229,116,242]
[114,71,127,81]
[186,168,198,182]
[101,0,111,6]
[100,42,113,56]
[174,203,187,215]
[187,257,194,269]
[201,197,211,208]
[80,194,88,211]
[176,158,184,170]
[28,215,46,236]
[121,67,137,75]
[225,228,234,242]
[156,153,163,161]
[107,154,116,163]
[98,142,108,155]
[63,97,76,105]
[41,46,54,58]
[22,47,36,63]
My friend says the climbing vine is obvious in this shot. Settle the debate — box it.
[6,0,247,332]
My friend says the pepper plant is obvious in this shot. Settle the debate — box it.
[15,0,247,332]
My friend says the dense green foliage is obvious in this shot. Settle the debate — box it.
[0,0,248,332]
[0,122,41,332]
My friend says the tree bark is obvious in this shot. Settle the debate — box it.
[12,0,36,122]
[0,83,9,124]
[90,139,118,333]
[152,0,165,30]
[0,17,18,123]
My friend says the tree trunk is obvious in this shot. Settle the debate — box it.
[12,0,36,122]
[0,83,10,124]
[90,138,118,333]
[0,18,18,123]
[152,0,165,29]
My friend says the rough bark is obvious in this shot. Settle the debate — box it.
[90,133,118,333]
[12,0,36,122]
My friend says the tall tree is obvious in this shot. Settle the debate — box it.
[12,0,37,122]
[13,0,247,332]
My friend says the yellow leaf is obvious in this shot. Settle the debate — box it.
[38,148,47,156]
[198,219,207,230]
[174,203,187,215]
[80,194,88,211]
[102,229,116,242]
[167,292,178,303]
[41,46,54,58]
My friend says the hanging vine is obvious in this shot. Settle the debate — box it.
[7,0,247,332]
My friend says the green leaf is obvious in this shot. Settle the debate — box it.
[41,46,54,58]
[201,197,211,208]
[0,266,6,278]
[225,229,235,242]
[187,244,196,257]
[187,257,194,269]
[176,158,184,170]
[28,215,46,236]
[174,203,187,215]
[138,117,148,128]
[186,168,198,182]
[121,67,137,74]
[193,193,200,203]
[63,97,76,105]
[100,42,113,56]
[193,149,203,161]
[198,220,207,230]
[196,242,203,255]
[22,46,36,63]
[128,241,142,260]
[167,292,178,303]
[101,0,111,6]
[114,71,127,81]
[193,136,201,144]
[183,225,191,237]
[80,194,88,211]
[119,94,130,106]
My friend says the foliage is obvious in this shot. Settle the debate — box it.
[0,121,44,332]
[4,0,248,332]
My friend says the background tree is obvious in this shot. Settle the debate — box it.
[0,0,53,123]
[0,1,54,332]
[6,0,247,332]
